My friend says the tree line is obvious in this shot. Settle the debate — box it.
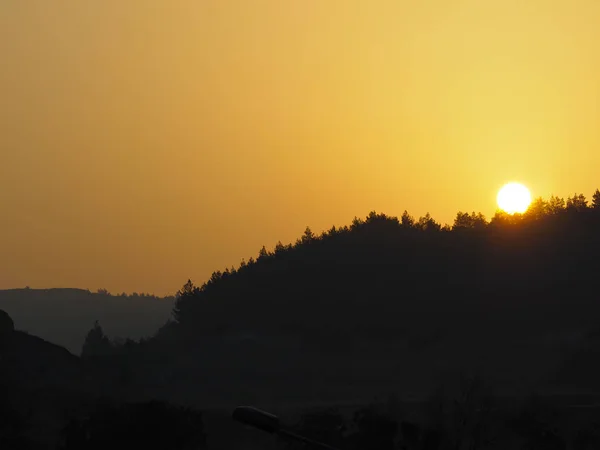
[80,188,600,351]
[165,189,599,334]
[80,187,600,409]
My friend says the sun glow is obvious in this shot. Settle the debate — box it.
[497,183,532,214]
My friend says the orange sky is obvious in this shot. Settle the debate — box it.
[1,1,600,295]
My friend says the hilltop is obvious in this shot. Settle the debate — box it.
[92,191,600,407]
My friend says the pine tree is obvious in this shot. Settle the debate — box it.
[81,320,112,358]
[592,189,600,210]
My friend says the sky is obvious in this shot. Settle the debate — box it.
[1,0,600,295]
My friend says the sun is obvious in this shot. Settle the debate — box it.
[497,182,532,214]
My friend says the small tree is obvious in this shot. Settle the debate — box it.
[257,245,269,260]
[524,197,548,220]
[566,193,588,212]
[274,241,288,254]
[350,217,364,230]
[81,321,113,358]
[178,280,195,297]
[547,195,565,215]
[401,210,415,228]
[300,226,316,244]
[453,212,471,230]
[416,213,441,232]
[173,280,200,324]
[592,189,600,210]
[471,212,487,229]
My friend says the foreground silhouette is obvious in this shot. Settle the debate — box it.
[102,190,600,407]
[3,190,600,448]
[58,401,206,450]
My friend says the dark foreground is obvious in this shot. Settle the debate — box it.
[6,386,600,450]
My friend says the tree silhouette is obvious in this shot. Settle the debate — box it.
[416,212,441,231]
[111,187,600,411]
[8,186,600,450]
[547,195,566,215]
[453,212,471,229]
[524,197,548,220]
[299,226,316,245]
[258,245,270,260]
[401,210,415,228]
[169,190,600,337]
[453,212,486,230]
[592,189,600,210]
[566,193,588,212]
[81,320,113,358]
[172,279,200,325]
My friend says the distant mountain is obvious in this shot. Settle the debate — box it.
[0,288,175,354]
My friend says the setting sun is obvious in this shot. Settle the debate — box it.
[497,183,532,214]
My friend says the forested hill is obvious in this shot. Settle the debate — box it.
[86,191,600,406]
[168,191,600,341]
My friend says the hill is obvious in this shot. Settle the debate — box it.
[102,192,600,408]
[0,288,175,354]
[0,309,89,448]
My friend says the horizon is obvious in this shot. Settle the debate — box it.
[3,190,598,297]
[3,1,600,296]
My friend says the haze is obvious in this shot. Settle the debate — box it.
[2,0,599,295]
